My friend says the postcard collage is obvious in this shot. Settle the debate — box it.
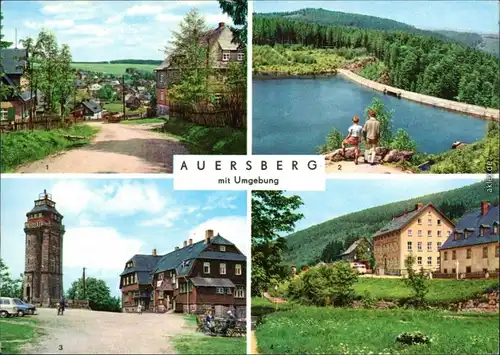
[0,0,499,354]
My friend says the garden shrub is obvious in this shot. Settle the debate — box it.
[287,262,358,306]
[360,290,377,309]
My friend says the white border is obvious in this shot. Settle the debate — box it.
[246,190,252,355]
[246,0,253,156]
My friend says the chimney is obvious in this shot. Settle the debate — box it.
[205,229,214,244]
[416,203,423,210]
[291,265,297,278]
[218,22,225,29]
[188,238,193,245]
[152,248,157,256]
[183,240,187,247]
[481,201,489,216]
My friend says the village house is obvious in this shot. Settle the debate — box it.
[372,203,455,275]
[155,21,244,109]
[340,238,372,263]
[76,100,102,120]
[125,95,142,110]
[119,230,246,318]
[439,202,499,276]
[0,48,41,121]
[120,250,162,312]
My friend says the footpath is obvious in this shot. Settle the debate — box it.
[338,69,500,121]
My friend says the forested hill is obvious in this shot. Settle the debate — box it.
[256,9,499,57]
[283,180,500,267]
[256,8,449,41]
[253,15,500,108]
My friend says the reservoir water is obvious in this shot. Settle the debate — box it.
[252,76,488,155]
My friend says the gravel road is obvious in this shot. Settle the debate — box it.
[21,308,191,354]
[15,122,189,174]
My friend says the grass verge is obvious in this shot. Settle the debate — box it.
[172,334,246,355]
[0,319,38,354]
[158,118,246,154]
[0,124,99,172]
[121,118,166,125]
[102,102,146,114]
[255,304,499,354]
[353,278,498,305]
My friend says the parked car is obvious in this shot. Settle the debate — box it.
[13,298,36,315]
[351,263,367,275]
[0,297,25,318]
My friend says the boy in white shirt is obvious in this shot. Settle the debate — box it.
[342,116,363,165]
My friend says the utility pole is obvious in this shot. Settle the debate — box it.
[83,267,87,299]
[122,75,126,119]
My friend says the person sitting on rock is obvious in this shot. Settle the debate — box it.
[342,116,363,165]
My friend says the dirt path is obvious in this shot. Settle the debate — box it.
[262,292,287,304]
[325,158,409,174]
[21,308,191,354]
[15,122,188,173]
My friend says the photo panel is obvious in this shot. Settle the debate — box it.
[0,0,248,174]
[251,177,499,354]
[0,177,249,354]
[252,1,499,174]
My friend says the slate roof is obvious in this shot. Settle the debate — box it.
[198,251,246,261]
[190,277,235,288]
[440,204,499,250]
[120,254,161,276]
[27,203,62,217]
[81,100,102,113]
[1,48,27,74]
[154,234,237,274]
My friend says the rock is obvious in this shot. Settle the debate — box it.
[383,149,414,163]
[375,147,390,157]
[364,150,382,164]
[324,147,358,162]
[324,149,344,162]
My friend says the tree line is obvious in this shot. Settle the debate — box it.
[253,16,500,108]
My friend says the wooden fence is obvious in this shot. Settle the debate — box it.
[0,115,82,133]
[169,96,246,129]
[433,271,499,280]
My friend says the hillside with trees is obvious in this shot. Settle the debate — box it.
[283,180,499,268]
[253,14,500,108]
[257,8,499,57]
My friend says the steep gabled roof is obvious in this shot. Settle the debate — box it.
[440,204,499,250]
[81,100,102,113]
[190,277,235,288]
[120,254,161,276]
[198,251,246,261]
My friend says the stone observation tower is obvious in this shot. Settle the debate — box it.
[24,190,65,306]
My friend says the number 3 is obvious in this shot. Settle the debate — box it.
[59,345,63,350]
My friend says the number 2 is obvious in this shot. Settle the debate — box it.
[338,164,342,171]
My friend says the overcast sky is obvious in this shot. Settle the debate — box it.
[1,178,247,297]
[1,0,233,61]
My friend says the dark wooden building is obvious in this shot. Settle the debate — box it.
[23,190,65,306]
[119,250,161,312]
[120,229,246,318]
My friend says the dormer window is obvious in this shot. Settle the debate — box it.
[237,52,244,61]
[159,273,164,280]
[220,245,226,252]
[222,52,230,61]
[493,222,499,234]
[454,232,459,241]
